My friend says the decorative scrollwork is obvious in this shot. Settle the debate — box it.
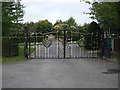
[58,40,71,57]
[78,39,84,47]
[43,39,52,48]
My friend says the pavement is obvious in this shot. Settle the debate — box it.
[2,58,119,88]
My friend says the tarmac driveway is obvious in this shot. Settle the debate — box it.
[2,58,119,88]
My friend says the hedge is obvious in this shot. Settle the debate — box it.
[2,37,19,57]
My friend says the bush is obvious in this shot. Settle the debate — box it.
[2,37,19,57]
[72,33,80,41]
[28,36,44,42]
[84,21,100,50]
[2,38,10,57]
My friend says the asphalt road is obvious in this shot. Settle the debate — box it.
[2,58,119,88]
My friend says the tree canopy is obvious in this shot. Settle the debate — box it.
[64,17,77,26]
[87,2,120,36]
[36,19,53,33]
[84,21,100,50]
[53,17,78,32]
[2,1,25,36]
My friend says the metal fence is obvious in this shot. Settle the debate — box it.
[24,27,99,59]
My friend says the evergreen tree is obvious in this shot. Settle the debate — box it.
[2,1,25,36]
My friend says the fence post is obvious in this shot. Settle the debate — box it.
[24,26,28,59]
[63,27,66,59]
[99,27,104,58]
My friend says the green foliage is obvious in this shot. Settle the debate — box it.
[23,20,53,35]
[2,47,34,63]
[65,17,77,26]
[36,19,53,33]
[2,47,24,63]
[24,22,37,34]
[54,17,78,32]
[84,21,100,50]
[77,25,86,33]
[2,37,19,57]
[72,33,80,41]
[53,19,63,27]
[29,36,44,42]
[87,2,120,36]
[2,1,25,36]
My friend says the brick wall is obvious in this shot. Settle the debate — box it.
[114,39,120,52]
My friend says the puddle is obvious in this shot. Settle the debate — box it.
[102,69,120,74]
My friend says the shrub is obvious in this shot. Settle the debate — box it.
[2,37,19,57]
[84,21,100,50]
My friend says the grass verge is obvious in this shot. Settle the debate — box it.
[18,42,43,46]
[2,47,34,63]
[111,52,120,59]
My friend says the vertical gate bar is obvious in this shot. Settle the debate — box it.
[41,44,43,58]
[73,33,75,58]
[83,34,85,58]
[36,33,38,58]
[37,34,38,58]
[49,42,50,58]
[24,26,28,59]
[76,33,78,58]
[51,34,54,58]
[46,46,47,58]
[52,38,53,58]
[39,41,40,58]
[35,33,37,58]
[44,35,45,58]
[79,33,80,58]
[77,33,79,58]
[50,37,51,58]
[45,47,46,58]
[91,33,93,57]
[42,36,44,58]
[29,33,31,59]
[57,31,59,58]
[39,36,41,58]
[34,34,35,58]
[78,32,80,58]
[38,37,40,58]
[48,47,49,58]
[40,40,41,58]
[64,29,66,59]
[72,31,74,58]
[79,32,82,57]
[74,33,76,58]
[71,31,72,58]
[70,30,72,58]
[96,32,99,57]
[52,36,53,58]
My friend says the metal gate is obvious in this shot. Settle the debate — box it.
[24,26,99,59]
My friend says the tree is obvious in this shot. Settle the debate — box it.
[77,23,89,33]
[53,19,63,27]
[54,17,78,32]
[64,17,78,32]
[65,17,77,26]
[2,1,25,36]
[36,19,53,33]
[84,21,100,50]
[24,21,37,35]
[86,2,120,36]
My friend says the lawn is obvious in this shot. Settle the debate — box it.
[2,47,34,63]
[111,52,120,59]
[19,42,43,46]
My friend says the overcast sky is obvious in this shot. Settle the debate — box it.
[21,0,97,25]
